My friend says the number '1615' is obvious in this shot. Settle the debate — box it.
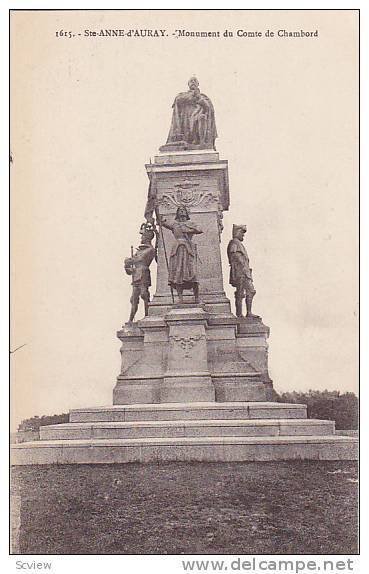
[56,30,73,38]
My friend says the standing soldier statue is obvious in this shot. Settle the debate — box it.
[227,224,259,319]
[124,223,156,323]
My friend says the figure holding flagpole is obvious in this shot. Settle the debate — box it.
[158,206,203,304]
[156,207,175,304]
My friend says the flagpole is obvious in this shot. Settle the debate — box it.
[149,168,175,305]
[157,208,175,304]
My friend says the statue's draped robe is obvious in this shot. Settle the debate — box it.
[166,90,217,149]
[162,220,202,289]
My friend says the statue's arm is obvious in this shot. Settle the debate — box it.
[234,252,252,278]
[147,247,156,266]
[160,217,174,231]
[124,257,134,276]
[186,222,203,235]
[198,95,211,112]
[192,227,203,235]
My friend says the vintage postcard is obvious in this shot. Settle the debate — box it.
[9,7,359,567]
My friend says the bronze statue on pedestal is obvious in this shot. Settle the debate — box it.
[159,206,203,303]
[124,223,156,323]
[227,224,259,319]
[162,77,218,151]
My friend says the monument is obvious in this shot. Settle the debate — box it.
[113,78,272,405]
[11,78,357,465]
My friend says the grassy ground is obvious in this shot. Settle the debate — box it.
[11,461,358,555]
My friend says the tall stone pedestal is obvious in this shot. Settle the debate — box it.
[113,148,273,405]
[146,149,230,315]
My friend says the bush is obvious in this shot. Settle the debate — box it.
[273,390,358,430]
[18,413,69,432]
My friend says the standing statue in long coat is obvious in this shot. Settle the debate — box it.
[160,206,203,303]
[165,77,218,150]
[227,224,259,319]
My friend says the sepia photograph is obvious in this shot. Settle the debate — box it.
[9,8,359,560]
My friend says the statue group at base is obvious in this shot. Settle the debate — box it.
[124,216,260,321]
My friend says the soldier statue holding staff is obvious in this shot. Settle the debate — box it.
[227,224,259,319]
[159,206,203,304]
[124,222,156,323]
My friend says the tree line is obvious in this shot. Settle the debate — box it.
[272,390,358,430]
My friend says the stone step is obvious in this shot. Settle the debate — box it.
[11,434,358,465]
[40,418,334,441]
[69,402,307,423]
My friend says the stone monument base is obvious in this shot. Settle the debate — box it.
[160,375,215,403]
[11,401,358,465]
[113,306,273,405]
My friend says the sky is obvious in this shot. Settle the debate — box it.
[10,9,358,430]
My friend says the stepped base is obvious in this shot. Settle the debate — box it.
[11,402,357,465]
[11,435,357,465]
[40,419,335,440]
[69,402,308,422]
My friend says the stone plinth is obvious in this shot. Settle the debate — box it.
[113,306,272,405]
[113,317,165,405]
[160,306,215,402]
[208,315,272,402]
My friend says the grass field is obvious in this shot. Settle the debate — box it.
[11,461,358,555]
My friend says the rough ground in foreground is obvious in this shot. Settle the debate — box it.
[11,461,358,554]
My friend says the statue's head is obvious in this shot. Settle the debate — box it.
[175,206,191,221]
[188,76,199,90]
[140,222,155,243]
[233,224,247,241]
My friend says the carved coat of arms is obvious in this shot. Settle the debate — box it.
[159,180,218,209]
